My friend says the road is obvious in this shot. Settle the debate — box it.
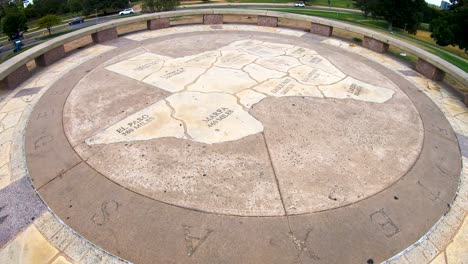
[178,3,361,13]
[0,4,360,60]
[0,15,117,60]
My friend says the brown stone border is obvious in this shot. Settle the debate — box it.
[24,30,461,264]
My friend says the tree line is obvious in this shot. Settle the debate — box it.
[0,0,182,39]
[354,0,466,53]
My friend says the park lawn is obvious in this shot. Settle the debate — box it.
[258,7,468,72]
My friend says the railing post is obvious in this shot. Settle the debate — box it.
[92,28,118,43]
[363,36,389,53]
[203,14,223,25]
[415,58,445,81]
[147,18,170,30]
[1,65,31,90]
[35,45,66,67]
[310,22,333,37]
[257,16,278,27]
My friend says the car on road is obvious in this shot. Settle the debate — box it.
[69,17,85,25]
[295,2,306,7]
[119,8,134,15]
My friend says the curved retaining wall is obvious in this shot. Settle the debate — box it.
[0,8,467,89]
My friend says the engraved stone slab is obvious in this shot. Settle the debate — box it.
[98,40,395,146]
[319,77,395,103]
[87,100,185,145]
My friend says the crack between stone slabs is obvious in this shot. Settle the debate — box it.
[36,143,112,191]
[36,161,82,191]
[259,131,306,261]
[179,52,222,92]
[260,131,287,216]
[164,98,193,140]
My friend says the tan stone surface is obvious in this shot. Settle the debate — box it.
[0,164,10,189]
[430,253,447,264]
[51,256,73,264]
[320,76,395,103]
[0,225,58,264]
[446,217,468,263]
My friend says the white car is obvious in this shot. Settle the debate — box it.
[295,2,306,7]
[119,8,134,15]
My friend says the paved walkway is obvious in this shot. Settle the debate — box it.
[0,24,466,264]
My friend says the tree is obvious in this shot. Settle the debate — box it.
[1,10,28,37]
[82,0,128,15]
[355,0,427,34]
[33,0,68,16]
[68,0,83,13]
[37,14,61,36]
[430,0,467,53]
[354,0,378,18]
[142,0,180,13]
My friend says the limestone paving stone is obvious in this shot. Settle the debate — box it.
[51,256,73,264]
[446,216,468,263]
[243,63,286,83]
[430,253,447,264]
[0,225,58,264]
[253,77,323,98]
[105,53,170,81]
[0,164,10,190]
[319,76,395,103]
[256,55,302,72]
[215,50,257,69]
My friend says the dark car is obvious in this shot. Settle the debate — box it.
[69,17,85,25]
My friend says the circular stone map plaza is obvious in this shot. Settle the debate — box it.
[0,10,467,264]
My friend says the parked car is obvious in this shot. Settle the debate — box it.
[119,8,134,15]
[8,30,23,42]
[69,17,85,25]
[295,2,306,7]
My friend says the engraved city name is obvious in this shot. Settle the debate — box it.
[220,53,247,64]
[161,68,185,79]
[202,108,234,128]
[116,115,155,136]
[271,79,294,95]
[302,69,320,82]
[134,60,162,71]
[347,83,362,96]
[306,56,323,64]
[187,53,217,63]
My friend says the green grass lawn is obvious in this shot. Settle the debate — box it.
[251,7,468,72]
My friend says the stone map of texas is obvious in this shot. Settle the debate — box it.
[86,40,395,145]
